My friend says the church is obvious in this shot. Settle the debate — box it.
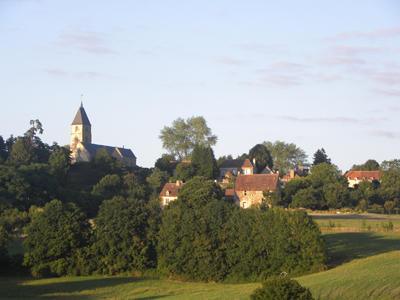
[70,103,137,167]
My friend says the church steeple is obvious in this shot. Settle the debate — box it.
[71,103,92,151]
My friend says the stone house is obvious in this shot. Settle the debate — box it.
[344,171,381,188]
[234,174,280,208]
[70,103,136,167]
[159,180,184,206]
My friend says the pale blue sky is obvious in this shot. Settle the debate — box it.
[1,0,399,170]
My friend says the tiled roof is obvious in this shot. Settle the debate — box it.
[225,189,234,196]
[72,105,91,126]
[80,142,136,158]
[242,159,254,168]
[160,182,184,197]
[281,174,300,181]
[219,159,246,169]
[344,171,380,180]
[235,174,279,191]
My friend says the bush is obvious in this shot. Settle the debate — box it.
[250,275,315,300]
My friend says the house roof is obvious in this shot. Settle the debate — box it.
[72,104,91,126]
[80,142,136,159]
[344,171,380,180]
[160,182,184,197]
[219,159,246,169]
[225,189,234,196]
[235,174,280,191]
[242,159,254,168]
[281,173,300,181]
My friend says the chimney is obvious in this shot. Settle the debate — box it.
[253,158,256,167]
[176,180,182,186]
[290,169,295,179]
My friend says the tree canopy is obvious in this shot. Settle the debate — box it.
[191,144,219,180]
[312,148,331,166]
[159,116,217,160]
[249,144,273,174]
[263,140,308,176]
[351,159,380,171]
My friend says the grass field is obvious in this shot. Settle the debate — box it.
[2,216,400,300]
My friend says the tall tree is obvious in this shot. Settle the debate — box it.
[312,148,331,165]
[154,153,175,174]
[249,144,273,174]
[263,140,308,176]
[191,144,219,180]
[159,116,217,160]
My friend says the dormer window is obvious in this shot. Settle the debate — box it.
[354,177,358,182]
[166,191,170,196]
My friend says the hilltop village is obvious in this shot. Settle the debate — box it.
[0,104,399,294]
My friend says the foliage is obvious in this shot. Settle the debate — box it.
[92,174,122,198]
[154,153,174,174]
[250,275,314,300]
[92,196,158,275]
[291,187,323,210]
[175,162,196,182]
[357,199,367,212]
[159,116,217,160]
[312,148,331,165]
[191,144,219,180]
[351,159,380,171]
[49,146,71,187]
[6,139,37,167]
[91,147,125,177]
[309,162,343,183]
[263,141,309,176]
[249,144,273,174]
[323,182,349,209]
[23,200,91,277]
[384,201,395,214]
[263,189,282,207]
[146,167,169,194]
[282,177,312,206]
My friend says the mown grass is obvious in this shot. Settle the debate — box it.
[311,213,400,231]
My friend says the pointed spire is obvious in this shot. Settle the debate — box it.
[81,95,83,108]
[72,102,91,125]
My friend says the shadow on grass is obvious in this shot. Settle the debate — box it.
[0,276,169,300]
[324,232,400,268]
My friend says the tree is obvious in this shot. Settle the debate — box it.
[282,177,312,206]
[250,275,315,300]
[154,154,175,174]
[312,148,331,165]
[191,144,219,179]
[323,182,349,209]
[146,167,170,194]
[291,187,322,210]
[384,201,395,214]
[309,163,343,183]
[351,159,380,171]
[263,189,282,207]
[49,146,70,187]
[380,159,400,173]
[249,144,273,174]
[6,139,37,167]
[23,200,91,277]
[159,116,217,160]
[175,162,196,182]
[263,141,308,176]
[92,196,157,274]
[92,174,122,199]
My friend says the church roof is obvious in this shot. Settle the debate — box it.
[80,142,136,159]
[72,104,91,126]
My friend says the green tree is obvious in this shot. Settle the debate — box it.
[291,187,323,210]
[384,201,395,214]
[92,174,122,199]
[312,148,331,165]
[191,144,219,179]
[0,136,7,163]
[351,159,380,171]
[380,159,400,173]
[263,141,309,176]
[250,275,314,300]
[159,116,217,160]
[323,182,349,209]
[92,196,157,274]
[175,162,196,182]
[23,200,91,277]
[282,177,312,206]
[309,163,343,183]
[249,144,273,174]
[146,167,170,194]
[49,146,70,187]
[91,147,125,178]
[6,139,37,167]
[154,154,174,174]
[263,189,282,207]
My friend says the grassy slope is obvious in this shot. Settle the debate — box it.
[298,251,400,300]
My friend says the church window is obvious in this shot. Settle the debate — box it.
[75,126,79,132]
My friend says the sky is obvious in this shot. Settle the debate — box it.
[1,0,399,171]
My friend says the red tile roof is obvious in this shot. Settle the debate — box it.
[344,171,380,180]
[159,182,184,197]
[242,159,254,168]
[235,174,279,191]
[225,189,234,196]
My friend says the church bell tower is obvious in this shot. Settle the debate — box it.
[71,102,92,152]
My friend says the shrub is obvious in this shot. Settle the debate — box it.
[250,275,315,300]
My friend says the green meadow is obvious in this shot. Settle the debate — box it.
[2,217,400,300]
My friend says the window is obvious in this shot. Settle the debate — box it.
[244,169,250,174]
[166,191,170,196]
[244,191,247,195]
[165,198,170,205]
[243,202,247,208]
